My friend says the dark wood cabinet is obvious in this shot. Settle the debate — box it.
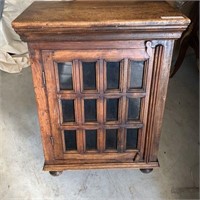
[12,1,190,175]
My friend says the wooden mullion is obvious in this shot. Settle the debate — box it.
[103,60,108,152]
[59,93,100,99]
[117,60,124,152]
[104,94,123,99]
[73,60,85,153]
[117,128,124,152]
[119,59,129,152]
[123,60,129,152]
[105,92,146,98]
[103,60,107,92]
[127,59,131,91]
[117,97,124,152]
[58,91,146,99]
[73,60,81,125]
[81,90,99,94]
[61,121,143,130]
[76,129,85,154]
[57,93,76,99]
[97,59,105,152]
[105,89,121,93]
[119,59,124,92]
[81,94,100,99]
[96,60,100,92]
[78,61,83,93]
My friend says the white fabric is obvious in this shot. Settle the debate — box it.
[0,0,33,73]
[0,0,72,73]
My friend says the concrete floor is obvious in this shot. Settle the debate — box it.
[0,53,199,200]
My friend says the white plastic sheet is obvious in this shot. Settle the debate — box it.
[0,0,34,73]
[0,0,72,73]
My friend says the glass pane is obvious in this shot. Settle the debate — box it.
[61,100,75,122]
[58,62,73,90]
[107,62,120,89]
[130,61,144,89]
[106,99,119,121]
[128,98,141,120]
[126,129,138,149]
[106,129,118,149]
[86,130,97,150]
[64,130,77,151]
[82,62,96,90]
[84,99,97,122]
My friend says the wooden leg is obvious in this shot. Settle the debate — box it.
[140,168,153,174]
[49,171,63,176]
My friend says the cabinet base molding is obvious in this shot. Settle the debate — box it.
[43,161,159,171]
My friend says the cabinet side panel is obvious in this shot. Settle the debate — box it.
[28,47,54,162]
[146,40,174,162]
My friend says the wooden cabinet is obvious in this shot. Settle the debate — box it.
[12,1,190,175]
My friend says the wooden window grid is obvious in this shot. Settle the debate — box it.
[55,58,147,154]
[41,48,154,161]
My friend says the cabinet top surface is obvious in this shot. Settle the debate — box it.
[12,1,189,29]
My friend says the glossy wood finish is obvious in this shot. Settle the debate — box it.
[12,1,188,28]
[12,1,190,172]
[28,49,54,163]
[12,1,190,41]
[44,162,159,171]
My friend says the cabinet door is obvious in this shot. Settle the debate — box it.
[42,48,153,163]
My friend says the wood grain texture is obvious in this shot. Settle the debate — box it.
[29,40,146,50]
[148,40,175,162]
[53,49,149,62]
[12,1,189,28]
[28,48,54,162]
[12,1,190,41]
[43,161,159,171]
[42,51,64,159]
[13,2,190,172]
[41,48,151,164]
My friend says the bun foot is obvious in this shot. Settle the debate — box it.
[49,171,63,176]
[140,168,153,174]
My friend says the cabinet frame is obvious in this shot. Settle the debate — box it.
[28,39,174,170]
[12,1,190,173]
